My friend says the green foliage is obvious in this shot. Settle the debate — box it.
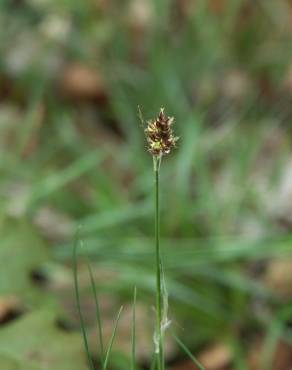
[86,254,105,366]
[1,0,292,368]
[0,310,87,370]
[73,236,95,370]
[0,221,49,303]
[102,306,123,370]
[173,333,205,370]
[131,287,137,370]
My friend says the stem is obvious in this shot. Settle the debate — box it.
[154,155,164,370]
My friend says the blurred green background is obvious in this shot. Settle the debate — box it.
[1,0,292,369]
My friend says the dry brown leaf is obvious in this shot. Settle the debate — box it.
[0,296,20,322]
[198,343,232,370]
[273,340,292,370]
[170,343,232,370]
[282,64,292,93]
[128,0,152,34]
[265,259,292,299]
[208,0,226,13]
[169,359,200,370]
[61,63,106,102]
[248,337,292,370]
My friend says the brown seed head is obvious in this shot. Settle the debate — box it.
[145,108,179,156]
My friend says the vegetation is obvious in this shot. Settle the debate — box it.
[1,1,292,369]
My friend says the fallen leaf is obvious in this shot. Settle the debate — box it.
[0,221,50,305]
[61,63,107,102]
[198,343,232,370]
[265,259,292,299]
[0,309,88,370]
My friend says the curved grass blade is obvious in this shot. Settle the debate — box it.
[85,253,105,367]
[102,306,123,370]
[131,287,137,370]
[73,235,95,370]
[172,333,206,370]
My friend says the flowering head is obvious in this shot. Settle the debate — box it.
[145,108,178,157]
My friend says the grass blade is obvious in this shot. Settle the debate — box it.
[131,287,137,370]
[149,353,156,370]
[103,306,123,370]
[172,333,206,370]
[137,105,146,128]
[73,234,95,370]
[85,254,105,367]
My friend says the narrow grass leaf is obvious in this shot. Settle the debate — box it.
[73,234,95,370]
[85,254,105,367]
[149,353,156,370]
[173,333,206,370]
[103,306,123,370]
[131,287,137,370]
[30,150,103,205]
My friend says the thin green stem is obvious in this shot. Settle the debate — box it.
[172,333,206,370]
[102,306,123,370]
[86,257,104,366]
[154,156,164,370]
[131,287,137,370]
[73,236,95,370]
